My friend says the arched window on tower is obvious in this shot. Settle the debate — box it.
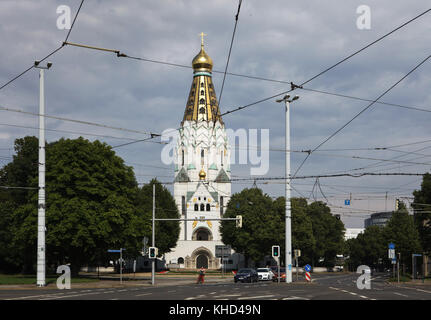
[220,196,224,216]
[201,149,205,166]
[220,150,223,167]
[206,203,211,211]
[200,203,205,211]
[200,90,204,96]
[181,150,184,166]
[199,98,205,105]
[194,204,199,211]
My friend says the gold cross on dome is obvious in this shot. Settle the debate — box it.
[199,32,207,47]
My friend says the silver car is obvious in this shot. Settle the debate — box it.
[257,268,274,281]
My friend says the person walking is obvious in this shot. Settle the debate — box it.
[196,267,205,284]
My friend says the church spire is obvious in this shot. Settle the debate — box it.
[182,34,223,125]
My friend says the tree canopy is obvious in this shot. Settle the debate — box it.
[220,188,343,267]
[0,136,179,274]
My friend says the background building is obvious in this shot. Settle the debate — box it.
[364,211,393,228]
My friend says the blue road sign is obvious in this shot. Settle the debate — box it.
[388,243,395,249]
[305,264,311,272]
[413,254,422,257]
[107,249,121,253]
[344,200,350,205]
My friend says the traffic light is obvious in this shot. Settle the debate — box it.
[149,247,158,259]
[236,215,242,228]
[272,245,280,258]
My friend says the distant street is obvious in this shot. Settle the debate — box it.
[1,273,430,300]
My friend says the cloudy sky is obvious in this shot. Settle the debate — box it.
[0,0,430,228]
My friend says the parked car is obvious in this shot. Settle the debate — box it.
[272,267,286,282]
[256,268,274,281]
[234,268,259,283]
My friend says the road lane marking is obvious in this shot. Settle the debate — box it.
[237,294,275,300]
[394,292,408,298]
[213,294,242,298]
[136,293,152,297]
[282,296,309,300]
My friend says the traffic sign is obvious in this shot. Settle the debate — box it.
[388,243,395,250]
[413,253,422,257]
[304,264,311,272]
[344,199,350,205]
[388,249,395,259]
[107,249,121,253]
[305,271,311,282]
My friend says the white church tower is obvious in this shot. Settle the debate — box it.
[164,35,232,269]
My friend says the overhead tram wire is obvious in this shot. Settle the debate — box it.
[0,104,161,137]
[220,8,431,117]
[64,0,85,43]
[218,0,242,107]
[0,122,166,145]
[0,0,85,92]
[292,53,431,178]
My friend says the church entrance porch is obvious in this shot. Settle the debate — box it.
[185,246,219,269]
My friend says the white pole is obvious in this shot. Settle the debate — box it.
[285,99,292,283]
[37,68,46,287]
[152,183,155,286]
[120,248,123,284]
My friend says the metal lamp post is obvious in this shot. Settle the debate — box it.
[34,61,52,287]
[276,94,299,284]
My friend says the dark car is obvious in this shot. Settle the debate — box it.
[272,267,286,282]
[234,268,259,283]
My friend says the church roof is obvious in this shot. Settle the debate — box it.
[182,36,223,126]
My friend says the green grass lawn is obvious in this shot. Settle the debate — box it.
[0,274,100,285]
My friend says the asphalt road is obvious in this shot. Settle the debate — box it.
[1,272,430,301]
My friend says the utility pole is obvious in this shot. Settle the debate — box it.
[152,183,155,286]
[397,252,401,283]
[34,61,52,287]
[385,191,388,211]
[276,94,299,283]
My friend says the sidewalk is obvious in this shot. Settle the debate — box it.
[0,273,233,291]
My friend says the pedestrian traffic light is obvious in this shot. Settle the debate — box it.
[272,245,280,258]
[236,215,242,228]
[149,247,158,259]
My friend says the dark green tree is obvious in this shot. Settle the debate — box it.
[220,188,278,266]
[0,137,151,274]
[412,173,431,255]
[0,136,38,204]
[306,201,345,268]
[220,187,317,267]
[272,197,316,266]
[135,179,180,256]
[346,226,386,270]
[384,204,422,273]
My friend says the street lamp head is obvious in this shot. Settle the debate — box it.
[275,94,290,103]
[47,62,53,69]
[292,95,299,101]
[34,60,40,67]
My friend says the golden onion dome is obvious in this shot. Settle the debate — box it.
[192,33,213,72]
[199,168,207,180]
[192,47,213,72]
